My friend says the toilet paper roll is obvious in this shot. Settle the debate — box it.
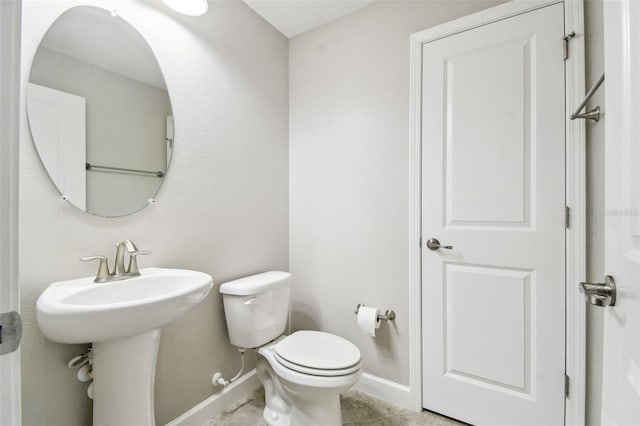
[357,306,381,337]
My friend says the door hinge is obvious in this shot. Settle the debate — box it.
[0,311,22,356]
[419,236,422,249]
[563,32,576,60]
[565,206,570,229]
[565,374,570,398]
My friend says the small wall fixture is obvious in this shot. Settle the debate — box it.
[354,304,396,321]
[162,0,208,16]
[571,73,604,122]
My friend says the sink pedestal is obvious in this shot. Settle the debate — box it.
[92,329,161,426]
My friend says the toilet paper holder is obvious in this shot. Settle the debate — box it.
[354,304,396,321]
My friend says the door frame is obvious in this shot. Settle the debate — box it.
[0,0,22,424]
[408,1,587,424]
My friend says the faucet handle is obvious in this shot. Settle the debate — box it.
[127,250,151,276]
[80,256,111,283]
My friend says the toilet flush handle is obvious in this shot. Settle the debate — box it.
[244,297,257,306]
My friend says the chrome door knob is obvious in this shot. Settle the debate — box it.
[579,275,616,307]
[426,238,453,251]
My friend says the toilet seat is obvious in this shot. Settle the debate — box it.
[273,331,361,377]
[274,354,361,377]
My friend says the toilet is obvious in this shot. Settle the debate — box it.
[219,271,362,426]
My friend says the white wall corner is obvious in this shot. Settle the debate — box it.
[354,373,414,411]
[166,370,260,426]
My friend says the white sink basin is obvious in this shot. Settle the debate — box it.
[36,266,213,425]
[36,267,213,344]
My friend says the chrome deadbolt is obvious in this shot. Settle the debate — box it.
[426,238,453,251]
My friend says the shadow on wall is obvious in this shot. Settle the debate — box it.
[291,302,321,331]
[370,319,397,360]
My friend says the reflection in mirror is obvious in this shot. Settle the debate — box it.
[27,6,173,217]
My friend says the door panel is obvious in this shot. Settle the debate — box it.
[0,0,21,423]
[445,264,530,391]
[445,38,531,226]
[421,4,566,425]
[602,0,640,423]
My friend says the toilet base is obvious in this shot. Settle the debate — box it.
[287,393,342,426]
[255,337,361,426]
[263,405,291,426]
[261,393,342,426]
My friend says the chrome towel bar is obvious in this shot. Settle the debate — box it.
[86,162,165,178]
[571,72,604,122]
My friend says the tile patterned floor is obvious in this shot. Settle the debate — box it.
[211,387,465,425]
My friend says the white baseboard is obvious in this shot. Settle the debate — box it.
[166,369,260,426]
[167,369,414,425]
[353,372,414,411]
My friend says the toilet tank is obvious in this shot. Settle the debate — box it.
[219,271,291,348]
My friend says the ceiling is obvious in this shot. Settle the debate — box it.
[242,0,378,38]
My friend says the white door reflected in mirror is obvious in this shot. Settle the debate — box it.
[27,83,86,210]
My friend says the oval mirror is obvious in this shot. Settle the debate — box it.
[27,6,173,217]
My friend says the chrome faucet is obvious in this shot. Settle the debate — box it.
[81,240,150,283]
[114,240,139,277]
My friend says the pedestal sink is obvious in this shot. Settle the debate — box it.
[36,267,213,426]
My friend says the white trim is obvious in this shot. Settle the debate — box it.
[407,23,423,413]
[353,373,413,410]
[410,0,563,44]
[563,1,587,424]
[408,0,587,422]
[0,1,22,425]
[166,370,261,426]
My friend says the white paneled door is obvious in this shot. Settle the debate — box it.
[601,0,640,423]
[421,4,566,425]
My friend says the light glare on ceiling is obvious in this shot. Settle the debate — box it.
[162,0,208,16]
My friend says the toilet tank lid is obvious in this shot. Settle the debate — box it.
[219,271,291,296]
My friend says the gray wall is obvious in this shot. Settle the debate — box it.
[20,1,288,425]
[289,0,503,385]
[584,0,605,423]
[30,48,171,217]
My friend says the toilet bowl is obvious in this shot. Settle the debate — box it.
[256,332,362,426]
[219,272,362,426]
